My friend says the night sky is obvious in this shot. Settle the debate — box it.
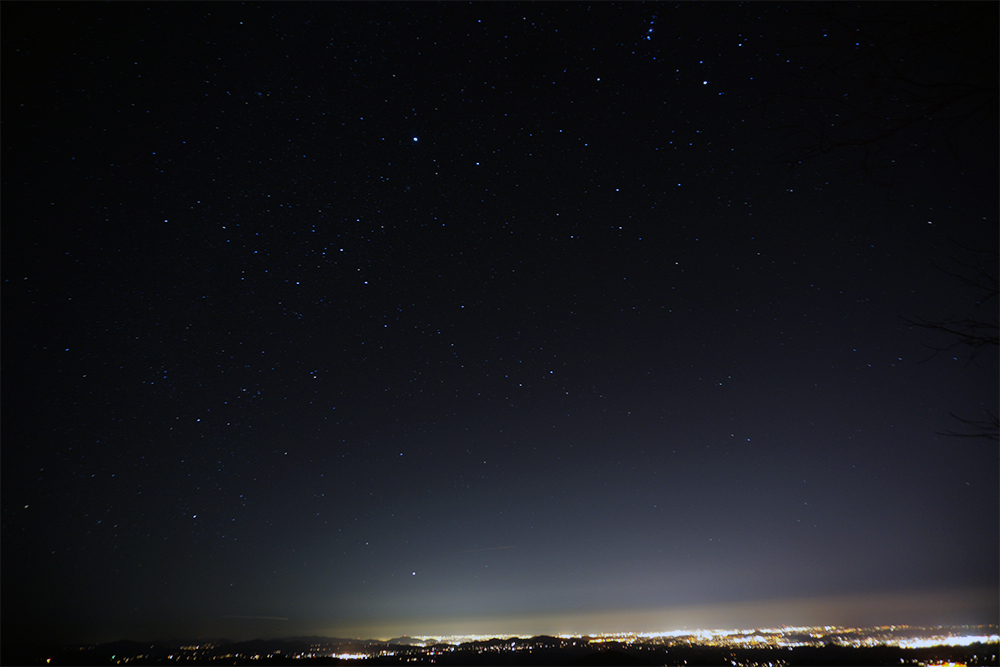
[2,2,997,646]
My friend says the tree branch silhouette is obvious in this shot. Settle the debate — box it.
[766,4,998,440]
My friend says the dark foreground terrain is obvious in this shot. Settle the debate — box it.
[3,636,998,667]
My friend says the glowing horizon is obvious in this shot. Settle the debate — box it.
[302,587,998,643]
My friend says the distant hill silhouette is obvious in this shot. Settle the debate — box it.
[385,635,424,646]
[7,633,995,666]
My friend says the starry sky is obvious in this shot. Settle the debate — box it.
[2,2,997,646]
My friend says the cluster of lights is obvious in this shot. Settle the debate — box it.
[582,625,1000,651]
[93,625,999,665]
[412,625,997,650]
[898,634,999,649]
[414,633,519,644]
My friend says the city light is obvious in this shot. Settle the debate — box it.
[898,634,999,649]
[73,624,1000,665]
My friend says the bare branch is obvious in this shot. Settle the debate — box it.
[937,412,1000,442]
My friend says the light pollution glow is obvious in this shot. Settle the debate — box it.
[311,587,998,641]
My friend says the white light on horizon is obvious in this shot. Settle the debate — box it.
[898,634,999,649]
